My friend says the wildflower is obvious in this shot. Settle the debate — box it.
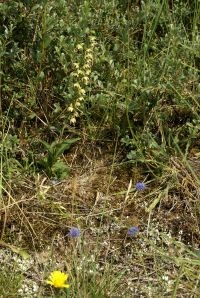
[77,69,84,76]
[82,76,89,84]
[46,271,70,288]
[68,227,81,238]
[76,43,84,50]
[67,105,74,112]
[91,41,97,47]
[71,72,79,77]
[78,88,86,95]
[86,48,93,53]
[89,36,96,42]
[75,101,81,107]
[83,63,92,70]
[73,82,81,89]
[127,226,139,237]
[135,182,146,191]
[70,117,76,124]
[85,53,93,60]
[85,69,91,76]
[73,62,79,69]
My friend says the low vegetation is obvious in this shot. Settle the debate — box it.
[0,0,200,297]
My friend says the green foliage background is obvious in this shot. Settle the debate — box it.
[0,0,200,178]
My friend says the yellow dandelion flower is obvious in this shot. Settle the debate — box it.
[46,271,70,289]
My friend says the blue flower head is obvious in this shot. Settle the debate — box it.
[127,226,139,237]
[68,227,81,238]
[135,182,146,191]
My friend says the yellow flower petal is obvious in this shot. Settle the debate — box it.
[46,271,70,289]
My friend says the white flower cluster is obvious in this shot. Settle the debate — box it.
[68,35,97,124]
[0,248,38,297]
[18,280,39,298]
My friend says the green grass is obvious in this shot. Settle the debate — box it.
[0,0,200,297]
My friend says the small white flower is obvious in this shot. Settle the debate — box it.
[73,62,79,69]
[77,69,84,76]
[82,76,89,84]
[86,48,93,53]
[67,105,74,112]
[79,88,86,95]
[89,36,96,42]
[85,69,91,75]
[85,53,93,60]
[76,43,84,50]
[70,117,76,124]
[73,82,81,89]
[75,101,81,107]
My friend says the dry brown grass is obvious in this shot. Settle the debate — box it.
[0,141,200,296]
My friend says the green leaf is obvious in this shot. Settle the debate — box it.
[40,140,52,151]
[38,138,80,178]
[52,160,69,179]
[52,138,80,160]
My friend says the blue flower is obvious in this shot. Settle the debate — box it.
[135,182,146,191]
[127,226,139,237]
[68,227,81,238]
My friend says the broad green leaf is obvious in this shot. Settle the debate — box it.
[53,138,80,159]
